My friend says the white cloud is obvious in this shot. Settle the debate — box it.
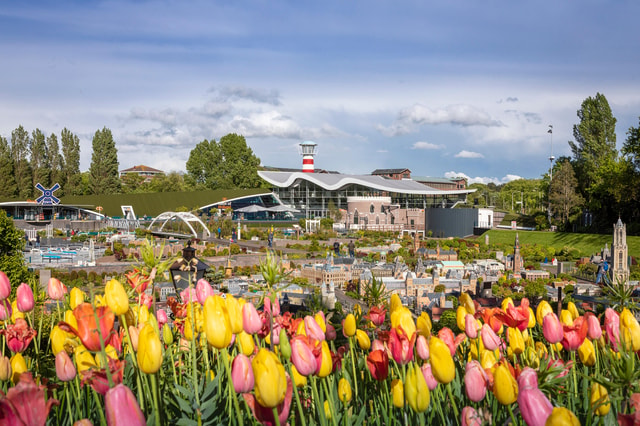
[455,150,484,159]
[445,171,523,185]
[412,141,444,150]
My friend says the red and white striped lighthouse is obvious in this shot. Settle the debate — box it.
[299,141,317,173]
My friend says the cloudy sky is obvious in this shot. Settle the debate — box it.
[1,1,639,185]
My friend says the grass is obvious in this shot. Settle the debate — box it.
[480,229,640,260]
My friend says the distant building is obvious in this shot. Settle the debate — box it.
[371,168,412,180]
[612,218,630,284]
[119,165,164,183]
[413,176,467,190]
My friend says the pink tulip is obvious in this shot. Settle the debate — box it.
[138,292,153,309]
[55,351,77,382]
[464,360,488,402]
[304,316,325,342]
[0,271,11,300]
[461,406,482,426]
[242,303,263,334]
[416,335,430,360]
[420,363,439,391]
[231,354,254,393]
[585,312,602,340]
[465,314,478,339]
[179,288,197,304]
[438,327,456,356]
[264,296,280,317]
[480,324,501,351]
[16,283,34,313]
[290,335,317,376]
[47,278,67,301]
[195,279,214,305]
[325,323,337,341]
[517,367,553,426]
[105,384,146,426]
[604,308,620,351]
[156,309,168,328]
[0,300,11,321]
[368,306,386,326]
[542,313,564,344]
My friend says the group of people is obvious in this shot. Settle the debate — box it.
[333,240,356,257]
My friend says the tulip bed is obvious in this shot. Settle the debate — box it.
[0,259,640,426]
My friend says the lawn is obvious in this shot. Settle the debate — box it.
[480,229,640,259]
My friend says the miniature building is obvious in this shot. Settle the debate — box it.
[611,218,630,284]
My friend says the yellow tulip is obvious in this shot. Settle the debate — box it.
[355,329,371,350]
[204,296,232,349]
[405,363,429,412]
[10,301,24,322]
[469,337,485,360]
[51,325,68,355]
[316,341,332,378]
[536,300,553,326]
[338,377,352,403]
[390,294,402,314]
[252,348,286,408]
[545,407,580,426]
[291,364,307,387]
[314,312,327,333]
[10,353,27,383]
[225,295,244,335]
[567,301,579,320]
[353,304,362,318]
[501,297,514,311]
[344,314,356,337]
[237,331,255,356]
[93,294,107,307]
[69,287,85,309]
[324,400,332,421]
[391,307,416,337]
[591,383,610,416]
[138,305,150,326]
[64,309,78,330]
[74,345,97,373]
[620,308,640,351]
[416,312,432,338]
[456,306,468,331]
[560,310,573,326]
[578,339,595,367]
[296,320,307,336]
[459,293,475,315]
[184,316,196,341]
[105,279,129,316]
[527,307,536,329]
[429,337,455,384]
[391,379,404,408]
[162,323,174,346]
[137,324,163,374]
[524,346,540,369]
[507,327,525,356]
[493,363,518,405]
[480,350,498,370]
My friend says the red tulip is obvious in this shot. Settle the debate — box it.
[325,323,337,341]
[242,302,263,335]
[105,384,145,426]
[366,349,389,381]
[585,312,602,340]
[55,351,76,382]
[290,335,317,376]
[368,306,386,326]
[0,372,59,426]
[16,283,34,313]
[517,367,553,426]
[480,324,501,351]
[1,318,36,353]
[461,406,482,426]
[561,316,588,351]
[389,327,415,365]
[47,278,68,301]
[125,269,151,294]
[81,358,125,396]
[604,308,620,351]
[464,360,488,402]
[495,299,530,331]
[420,363,438,390]
[231,354,254,393]
[542,313,564,344]
[0,271,11,300]
[59,303,115,352]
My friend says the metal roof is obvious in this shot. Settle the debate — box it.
[258,171,475,196]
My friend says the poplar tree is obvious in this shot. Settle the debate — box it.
[0,136,17,199]
[11,126,32,199]
[61,128,82,195]
[89,127,120,195]
[30,128,49,188]
[46,133,64,188]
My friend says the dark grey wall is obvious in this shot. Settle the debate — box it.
[425,208,478,238]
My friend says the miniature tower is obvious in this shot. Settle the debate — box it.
[299,141,317,173]
[611,218,630,284]
[512,233,522,278]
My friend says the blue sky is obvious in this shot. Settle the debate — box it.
[1,1,639,184]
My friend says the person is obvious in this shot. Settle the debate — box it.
[348,240,355,258]
[231,229,236,242]
[268,231,274,248]
[217,226,222,239]
[333,241,340,256]
[36,234,40,248]
[596,260,604,284]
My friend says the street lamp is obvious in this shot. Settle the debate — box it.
[169,240,210,301]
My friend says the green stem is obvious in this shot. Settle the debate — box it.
[91,388,107,426]
[221,348,244,426]
[64,385,75,424]
[272,406,281,426]
[507,404,518,426]
[311,376,327,426]
[446,383,459,418]
[348,337,359,400]
[150,373,161,426]
[286,363,307,426]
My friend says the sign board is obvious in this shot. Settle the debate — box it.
[511,220,517,230]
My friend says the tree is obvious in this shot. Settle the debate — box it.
[622,117,640,220]
[46,133,64,187]
[0,210,30,286]
[11,126,32,199]
[147,172,189,192]
[30,128,49,189]
[186,134,261,190]
[549,160,583,228]
[61,128,82,195]
[0,136,16,199]
[89,127,120,195]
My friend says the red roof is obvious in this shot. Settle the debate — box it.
[120,165,164,173]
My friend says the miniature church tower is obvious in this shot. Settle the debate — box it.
[512,233,522,278]
[611,218,630,284]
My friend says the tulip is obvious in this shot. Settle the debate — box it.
[391,306,417,338]
[527,307,536,328]
[420,363,438,391]
[55,351,77,382]
[69,287,85,309]
[242,302,263,335]
[621,308,640,352]
[105,384,146,426]
[416,335,430,360]
[0,271,11,300]
[355,329,371,350]
[390,293,402,314]
[290,335,317,376]
[465,314,479,339]
[536,300,553,325]
[416,312,432,337]
[304,315,325,341]
[438,327,456,356]
[195,279,214,305]
[429,336,455,384]
[391,379,404,408]
[204,296,232,349]
[74,420,93,426]
[507,327,525,355]
[47,278,68,300]
[462,406,482,426]
[493,362,518,405]
[577,338,596,366]
[480,323,501,351]
[389,327,415,365]
[560,309,573,326]
[10,353,26,383]
[2,318,36,353]
[225,295,244,335]
[545,407,579,426]
[542,313,564,344]
[368,306,386,326]
[16,283,34,313]
[604,308,621,351]
[156,309,168,327]
[456,306,468,331]
[459,292,475,314]
[585,312,602,340]
[479,349,498,370]
[137,324,162,374]
[590,382,610,416]
[0,356,11,381]
[343,314,356,337]
[278,329,290,359]
[517,368,552,426]
[0,300,11,321]
[105,279,129,316]
[366,349,389,381]
[232,330,253,357]
[325,323,337,341]
[464,360,487,402]
[290,365,307,387]
[231,354,254,393]
[338,377,352,403]
[60,303,115,352]
[405,362,429,412]
[10,300,24,322]
[314,311,327,332]
[324,400,332,421]
[315,340,332,377]
[74,345,97,373]
[252,348,287,408]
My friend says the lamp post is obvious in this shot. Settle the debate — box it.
[169,240,210,302]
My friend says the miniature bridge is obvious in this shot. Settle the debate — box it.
[147,212,211,239]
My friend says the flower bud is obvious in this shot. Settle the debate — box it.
[56,351,77,382]
[16,283,34,313]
